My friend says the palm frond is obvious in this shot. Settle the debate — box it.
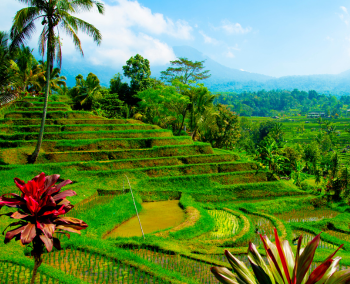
[10,19,37,50]
[38,24,48,57]
[61,13,102,44]
[12,7,42,30]
[70,0,105,14]
[60,19,84,55]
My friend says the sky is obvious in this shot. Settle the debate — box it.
[1,0,350,77]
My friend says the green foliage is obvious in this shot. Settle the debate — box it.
[201,104,240,150]
[123,54,151,105]
[69,73,103,110]
[137,83,189,133]
[92,92,124,118]
[0,32,16,89]
[160,57,211,85]
[215,89,344,117]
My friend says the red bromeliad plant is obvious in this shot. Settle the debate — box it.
[211,228,350,284]
[0,173,88,284]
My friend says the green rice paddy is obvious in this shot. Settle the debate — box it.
[1,98,350,283]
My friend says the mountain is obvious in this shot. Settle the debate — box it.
[60,45,350,95]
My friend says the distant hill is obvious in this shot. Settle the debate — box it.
[60,45,350,95]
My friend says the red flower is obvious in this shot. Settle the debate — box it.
[0,173,87,252]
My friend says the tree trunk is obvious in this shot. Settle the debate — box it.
[28,29,52,164]
[30,253,43,284]
[177,110,187,135]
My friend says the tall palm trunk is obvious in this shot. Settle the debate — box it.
[28,27,52,163]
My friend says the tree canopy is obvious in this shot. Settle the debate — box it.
[160,57,211,85]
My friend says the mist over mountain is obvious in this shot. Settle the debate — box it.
[60,45,350,95]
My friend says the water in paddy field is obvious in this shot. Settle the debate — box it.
[35,249,167,284]
[292,230,339,250]
[106,200,185,238]
[247,214,275,245]
[275,208,339,223]
[130,248,219,284]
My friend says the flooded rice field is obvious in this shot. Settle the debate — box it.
[130,248,219,284]
[275,208,339,223]
[106,200,185,238]
[37,249,167,284]
[248,214,275,245]
[324,230,350,242]
[293,230,339,250]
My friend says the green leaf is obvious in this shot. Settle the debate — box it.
[248,242,275,284]
[225,250,257,284]
[211,267,243,284]
[325,268,350,284]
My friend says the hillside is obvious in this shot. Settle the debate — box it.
[0,96,319,284]
[61,45,350,95]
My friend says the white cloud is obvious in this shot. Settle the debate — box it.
[220,20,252,34]
[223,44,241,58]
[339,10,349,25]
[341,6,348,14]
[0,0,194,66]
[225,51,235,58]
[199,31,219,44]
[326,36,334,41]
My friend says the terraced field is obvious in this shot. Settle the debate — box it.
[1,97,350,284]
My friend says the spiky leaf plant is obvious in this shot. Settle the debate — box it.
[0,173,88,284]
[211,228,349,284]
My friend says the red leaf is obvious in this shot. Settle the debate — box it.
[20,223,36,245]
[260,234,285,283]
[25,196,40,215]
[292,235,303,284]
[44,174,60,191]
[0,196,25,208]
[296,234,320,284]
[54,180,72,192]
[14,178,26,195]
[305,259,333,284]
[4,225,26,244]
[40,234,53,252]
[40,222,55,238]
[11,211,29,219]
[274,228,292,284]
[52,190,76,202]
[53,237,61,250]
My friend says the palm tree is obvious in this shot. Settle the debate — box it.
[11,45,40,92]
[69,73,101,110]
[37,61,66,94]
[188,84,216,140]
[0,32,17,91]
[10,0,104,163]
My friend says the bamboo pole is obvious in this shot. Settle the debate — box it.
[125,175,145,239]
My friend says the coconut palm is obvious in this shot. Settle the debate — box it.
[10,0,104,163]
[69,73,101,109]
[37,61,66,94]
[0,31,17,91]
[188,84,216,140]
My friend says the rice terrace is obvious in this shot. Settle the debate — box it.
[2,0,350,283]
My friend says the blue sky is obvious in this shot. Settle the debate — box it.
[1,0,350,77]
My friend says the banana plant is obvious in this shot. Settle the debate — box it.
[211,228,349,284]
